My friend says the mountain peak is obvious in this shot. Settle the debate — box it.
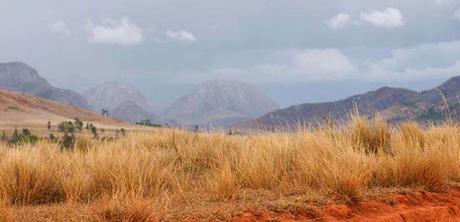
[83,82,156,123]
[165,79,279,128]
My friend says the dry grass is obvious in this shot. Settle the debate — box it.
[1,117,460,220]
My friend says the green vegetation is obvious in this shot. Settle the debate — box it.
[8,128,38,145]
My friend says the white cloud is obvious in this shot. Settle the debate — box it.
[360,8,405,28]
[326,13,353,29]
[84,17,143,46]
[49,21,70,36]
[165,30,197,43]
[453,8,460,21]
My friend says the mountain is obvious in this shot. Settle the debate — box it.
[241,76,460,130]
[165,79,279,128]
[0,62,89,109]
[0,89,124,128]
[83,82,164,124]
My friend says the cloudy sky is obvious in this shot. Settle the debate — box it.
[1,0,460,108]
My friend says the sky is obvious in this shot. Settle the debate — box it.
[1,0,460,109]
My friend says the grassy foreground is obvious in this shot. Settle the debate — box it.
[1,116,460,221]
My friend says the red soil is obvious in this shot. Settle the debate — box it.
[233,187,460,222]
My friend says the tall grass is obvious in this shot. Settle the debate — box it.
[1,118,460,218]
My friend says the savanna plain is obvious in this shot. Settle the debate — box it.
[2,116,460,221]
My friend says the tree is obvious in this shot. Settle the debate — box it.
[61,132,75,150]
[11,128,20,143]
[74,118,83,132]
[8,128,38,145]
[90,126,98,139]
[101,109,109,117]
[49,133,57,143]
[0,131,6,142]
[59,121,75,133]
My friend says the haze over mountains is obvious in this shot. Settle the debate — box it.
[0,62,280,128]
[5,61,460,130]
[243,76,460,130]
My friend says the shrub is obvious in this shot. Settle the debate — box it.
[8,129,38,146]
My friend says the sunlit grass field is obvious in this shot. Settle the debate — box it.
[1,116,460,221]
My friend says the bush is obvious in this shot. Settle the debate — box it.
[8,129,38,146]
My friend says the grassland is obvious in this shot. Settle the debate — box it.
[1,116,460,221]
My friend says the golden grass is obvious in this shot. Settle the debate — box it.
[1,117,460,220]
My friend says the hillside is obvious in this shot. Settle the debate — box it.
[165,79,279,128]
[242,76,460,130]
[0,62,89,109]
[0,89,125,130]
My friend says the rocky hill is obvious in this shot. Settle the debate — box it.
[241,76,460,130]
[165,79,279,128]
[0,62,89,109]
[83,82,169,124]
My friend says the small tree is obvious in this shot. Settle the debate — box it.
[0,131,6,142]
[193,125,200,133]
[101,109,109,117]
[49,133,57,143]
[61,132,75,150]
[8,128,38,145]
[91,125,98,139]
[11,128,20,143]
[58,121,75,133]
[74,118,83,132]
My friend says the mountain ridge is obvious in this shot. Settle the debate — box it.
[240,76,460,130]
[0,62,89,109]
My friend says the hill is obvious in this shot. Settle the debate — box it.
[164,79,279,128]
[0,89,125,132]
[241,76,460,130]
[83,82,175,125]
[0,62,89,109]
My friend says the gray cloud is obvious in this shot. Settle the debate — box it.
[0,0,460,106]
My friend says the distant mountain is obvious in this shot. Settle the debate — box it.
[241,76,460,130]
[165,79,279,128]
[83,82,171,124]
[0,62,89,109]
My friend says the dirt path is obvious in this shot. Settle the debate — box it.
[233,187,460,222]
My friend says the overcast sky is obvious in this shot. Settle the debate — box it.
[1,0,460,108]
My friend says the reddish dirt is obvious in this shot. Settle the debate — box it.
[233,187,460,222]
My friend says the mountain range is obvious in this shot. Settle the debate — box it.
[0,62,279,128]
[241,76,460,130]
[5,61,460,130]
